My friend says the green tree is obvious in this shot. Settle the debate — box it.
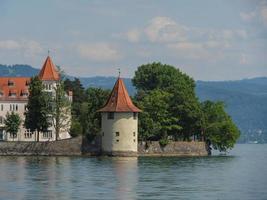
[4,112,21,141]
[85,87,110,138]
[201,100,240,152]
[24,76,51,141]
[137,90,181,141]
[133,62,201,141]
[50,80,71,140]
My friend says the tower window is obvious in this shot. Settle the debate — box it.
[133,139,136,143]
[116,132,119,137]
[133,112,137,119]
[133,132,136,137]
[1,104,3,111]
[107,112,114,119]
[116,139,119,142]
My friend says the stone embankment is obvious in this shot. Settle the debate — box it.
[0,136,100,156]
[138,141,209,156]
[0,137,209,156]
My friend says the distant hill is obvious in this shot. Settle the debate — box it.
[0,64,266,143]
[196,79,267,143]
[0,64,39,77]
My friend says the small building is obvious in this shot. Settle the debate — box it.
[0,56,72,141]
[98,77,141,156]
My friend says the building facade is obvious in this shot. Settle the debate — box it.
[0,56,72,142]
[98,77,141,156]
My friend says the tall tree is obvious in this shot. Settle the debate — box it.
[137,90,181,141]
[4,112,21,141]
[24,76,50,141]
[133,62,201,141]
[84,87,110,137]
[50,80,71,140]
[200,100,240,152]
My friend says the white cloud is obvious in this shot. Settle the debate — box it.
[239,54,249,65]
[0,39,43,58]
[260,5,267,25]
[144,16,187,43]
[77,42,122,62]
[0,40,21,50]
[240,11,256,22]
[126,29,141,43]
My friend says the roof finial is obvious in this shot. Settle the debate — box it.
[48,50,50,56]
[118,68,121,78]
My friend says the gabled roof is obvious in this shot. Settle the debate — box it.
[39,56,60,81]
[0,77,30,101]
[98,78,141,113]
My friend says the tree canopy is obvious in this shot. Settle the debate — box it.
[200,101,240,151]
[4,112,21,139]
[133,62,202,141]
[24,76,51,141]
[133,62,240,151]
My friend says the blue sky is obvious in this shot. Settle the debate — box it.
[0,0,266,80]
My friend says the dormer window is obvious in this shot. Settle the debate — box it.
[21,90,28,97]
[9,90,16,97]
[26,80,30,86]
[0,91,3,97]
[8,80,14,86]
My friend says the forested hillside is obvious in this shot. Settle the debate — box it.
[0,64,266,142]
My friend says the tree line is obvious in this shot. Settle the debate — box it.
[4,62,240,151]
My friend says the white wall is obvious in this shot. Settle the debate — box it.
[101,112,138,153]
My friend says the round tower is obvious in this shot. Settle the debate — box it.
[98,78,141,156]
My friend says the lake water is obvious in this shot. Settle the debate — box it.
[0,144,266,200]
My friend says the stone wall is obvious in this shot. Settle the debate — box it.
[138,141,209,156]
[0,137,209,156]
[0,136,101,156]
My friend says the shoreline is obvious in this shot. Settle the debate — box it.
[0,136,210,157]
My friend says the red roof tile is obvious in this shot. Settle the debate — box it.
[39,56,60,81]
[0,77,30,101]
[98,78,141,112]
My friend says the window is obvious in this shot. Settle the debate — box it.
[16,105,18,111]
[116,139,119,142]
[133,112,137,120]
[10,104,12,111]
[24,105,27,111]
[107,112,114,119]
[1,104,3,111]
[133,139,136,143]
[8,80,14,86]
[10,133,17,138]
[43,131,53,139]
[116,132,119,137]
[9,92,16,97]
[0,116,4,124]
[24,130,33,139]
[133,132,136,137]
[0,92,3,97]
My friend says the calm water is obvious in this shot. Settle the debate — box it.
[0,144,266,200]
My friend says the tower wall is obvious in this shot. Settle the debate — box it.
[101,112,138,156]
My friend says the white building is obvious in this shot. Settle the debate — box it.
[0,56,72,141]
[98,77,141,156]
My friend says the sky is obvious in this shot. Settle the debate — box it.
[0,0,266,81]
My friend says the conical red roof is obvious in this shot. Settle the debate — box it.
[98,78,141,112]
[39,56,60,81]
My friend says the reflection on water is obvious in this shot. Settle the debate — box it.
[0,144,267,200]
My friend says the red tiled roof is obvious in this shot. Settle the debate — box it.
[98,78,141,112]
[0,77,30,101]
[39,56,60,81]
